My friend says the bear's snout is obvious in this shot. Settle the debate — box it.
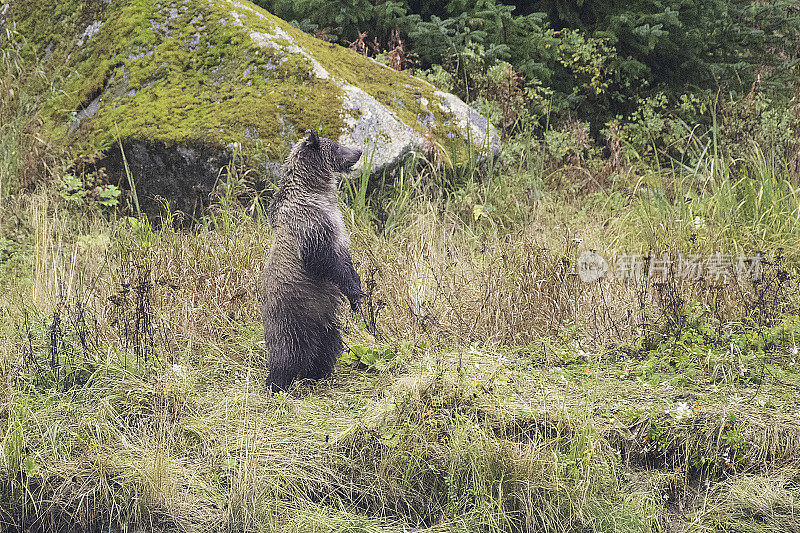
[341,147,362,171]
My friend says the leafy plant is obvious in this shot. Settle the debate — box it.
[341,344,397,370]
[58,172,121,209]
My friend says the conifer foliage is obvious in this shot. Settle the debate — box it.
[254,0,800,133]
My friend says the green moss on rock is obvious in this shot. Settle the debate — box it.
[9,0,341,156]
[11,0,486,157]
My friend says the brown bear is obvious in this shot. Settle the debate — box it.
[261,129,364,392]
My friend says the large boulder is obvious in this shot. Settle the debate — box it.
[3,0,499,216]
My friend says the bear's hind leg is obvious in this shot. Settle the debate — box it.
[303,324,341,381]
[265,332,308,393]
[265,351,301,393]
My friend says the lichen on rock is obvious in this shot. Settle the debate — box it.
[8,0,500,216]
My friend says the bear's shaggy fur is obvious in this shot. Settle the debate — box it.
[261,130,364,392]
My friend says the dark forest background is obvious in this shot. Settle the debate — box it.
[256,0,800,156]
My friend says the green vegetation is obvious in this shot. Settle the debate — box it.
[2,0,800,532]
[257,0,800,136]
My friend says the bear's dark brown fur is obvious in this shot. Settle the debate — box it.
[261,130,364,392]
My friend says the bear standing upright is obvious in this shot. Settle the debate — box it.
[261,129,364,393]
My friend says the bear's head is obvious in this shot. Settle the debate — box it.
[303,129,362,173]
[284,130,362,191]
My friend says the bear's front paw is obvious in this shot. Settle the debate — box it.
[348,290,365,313]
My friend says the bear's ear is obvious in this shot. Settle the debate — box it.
[305,129,320,149]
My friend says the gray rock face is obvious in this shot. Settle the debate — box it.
[101,141,236,218]
[0,5,9,27]
[336,85,501,173]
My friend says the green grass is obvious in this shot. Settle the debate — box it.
[0,22,35,204]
